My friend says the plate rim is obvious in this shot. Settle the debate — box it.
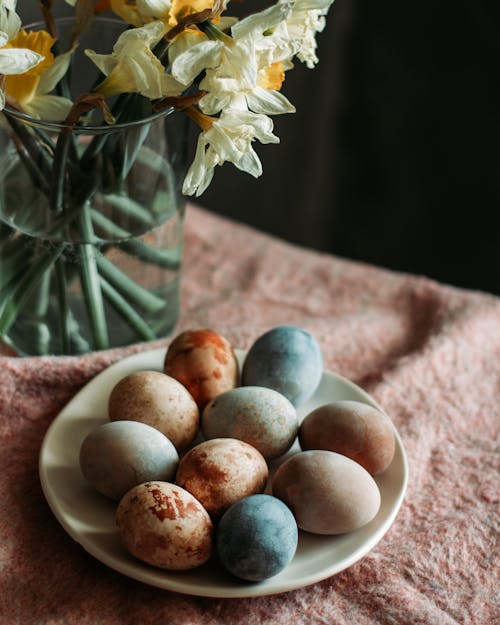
[39,347,409,598]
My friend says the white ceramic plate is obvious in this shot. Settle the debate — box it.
[39,348,408,598]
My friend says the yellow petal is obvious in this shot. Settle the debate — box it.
[7,29,55,76]
[4,29,55,105]
[257,61,285,91]
[169,0,213,26]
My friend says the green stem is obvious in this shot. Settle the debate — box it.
[90,209,181,270]
[50,130,73,212]
[76,205,109,350]
[96,254,165,313]
[55,258,71,354]
[0,245,63,337]
[99,277,156,341]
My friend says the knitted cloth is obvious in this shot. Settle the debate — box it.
[0,205,498,625]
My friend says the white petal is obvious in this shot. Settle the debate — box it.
[24,95,74,121]
[0,48,43,75]
[136,0,171,18]
[294,0,334,11]
[0,30,8,47]
[198,91,232,115]
[84,49,117,76]
[0,7,21,41]
[0,86,5,111]
[37,48,74,95]
[245,86,295,115]
[159,72,184,97]
[114,20,167,53]
[231,1,293,40]
[234,147,262,177]
[182,135,214,196]
[171,40,223,86]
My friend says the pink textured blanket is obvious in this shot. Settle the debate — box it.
[0,205,498,624]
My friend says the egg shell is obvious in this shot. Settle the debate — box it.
[202,386,298,459]
[175,438,268,519]
[164,328,239,410]
[216,494,298,581]
[108,370,199,451]
[79,421,179,500]
[241,326,323,406]
[116,481,213,570]
[272,450,381,535]
[299,400,396,475]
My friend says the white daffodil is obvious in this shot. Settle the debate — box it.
[197,16,297,117]
[182,108,279,196]
[0,0,21,41]
[285,0,335,68]
[2,29,74,120]
[85,20,184,99]
[168,30,223,87]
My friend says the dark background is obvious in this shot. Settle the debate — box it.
[19,1,499,295]
[201,0,499,296]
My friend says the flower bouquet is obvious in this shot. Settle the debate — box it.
[0,0,334,355]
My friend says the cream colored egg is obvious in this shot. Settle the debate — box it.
[108,370,199,451]
[272,450,381,535]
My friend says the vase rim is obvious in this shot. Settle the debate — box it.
[3,16,175,134]
[3,104,175,134]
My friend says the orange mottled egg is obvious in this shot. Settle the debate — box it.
[175,438,268,519]
[164,328,239,409]
[116,481,213,570]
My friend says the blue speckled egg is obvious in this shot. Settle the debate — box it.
[241,326,323,406]
[79,421,179,500]
[202,386,298,459]
[216,494,298,581]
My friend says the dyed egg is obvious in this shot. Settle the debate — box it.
[79,421,178,500]
[164,328,239,409]
[175,438,268,519]
[299,400,396,475]
[272,450,381,535]
[216,494,298,581]
[242,326,323,406]
[202,386,298,459]
[108,370,199,451]
[116,481,213,570]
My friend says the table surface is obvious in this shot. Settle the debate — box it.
[0,204,498,625]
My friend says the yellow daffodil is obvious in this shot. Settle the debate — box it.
[85,20,185,99]
[3,28,74,121]
[0,31,44,111]
[108,0,213,29]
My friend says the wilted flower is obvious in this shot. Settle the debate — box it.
[182,107,279,196]
[85,20,184,99]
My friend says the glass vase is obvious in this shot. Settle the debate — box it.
[0,18,189,356]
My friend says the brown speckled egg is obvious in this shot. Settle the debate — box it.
[175,438,268,519]
[108,370,199,451]
[164,329,239,409]
[299,400,396,475]
[272,450,381,535]
[116,481,213,570]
